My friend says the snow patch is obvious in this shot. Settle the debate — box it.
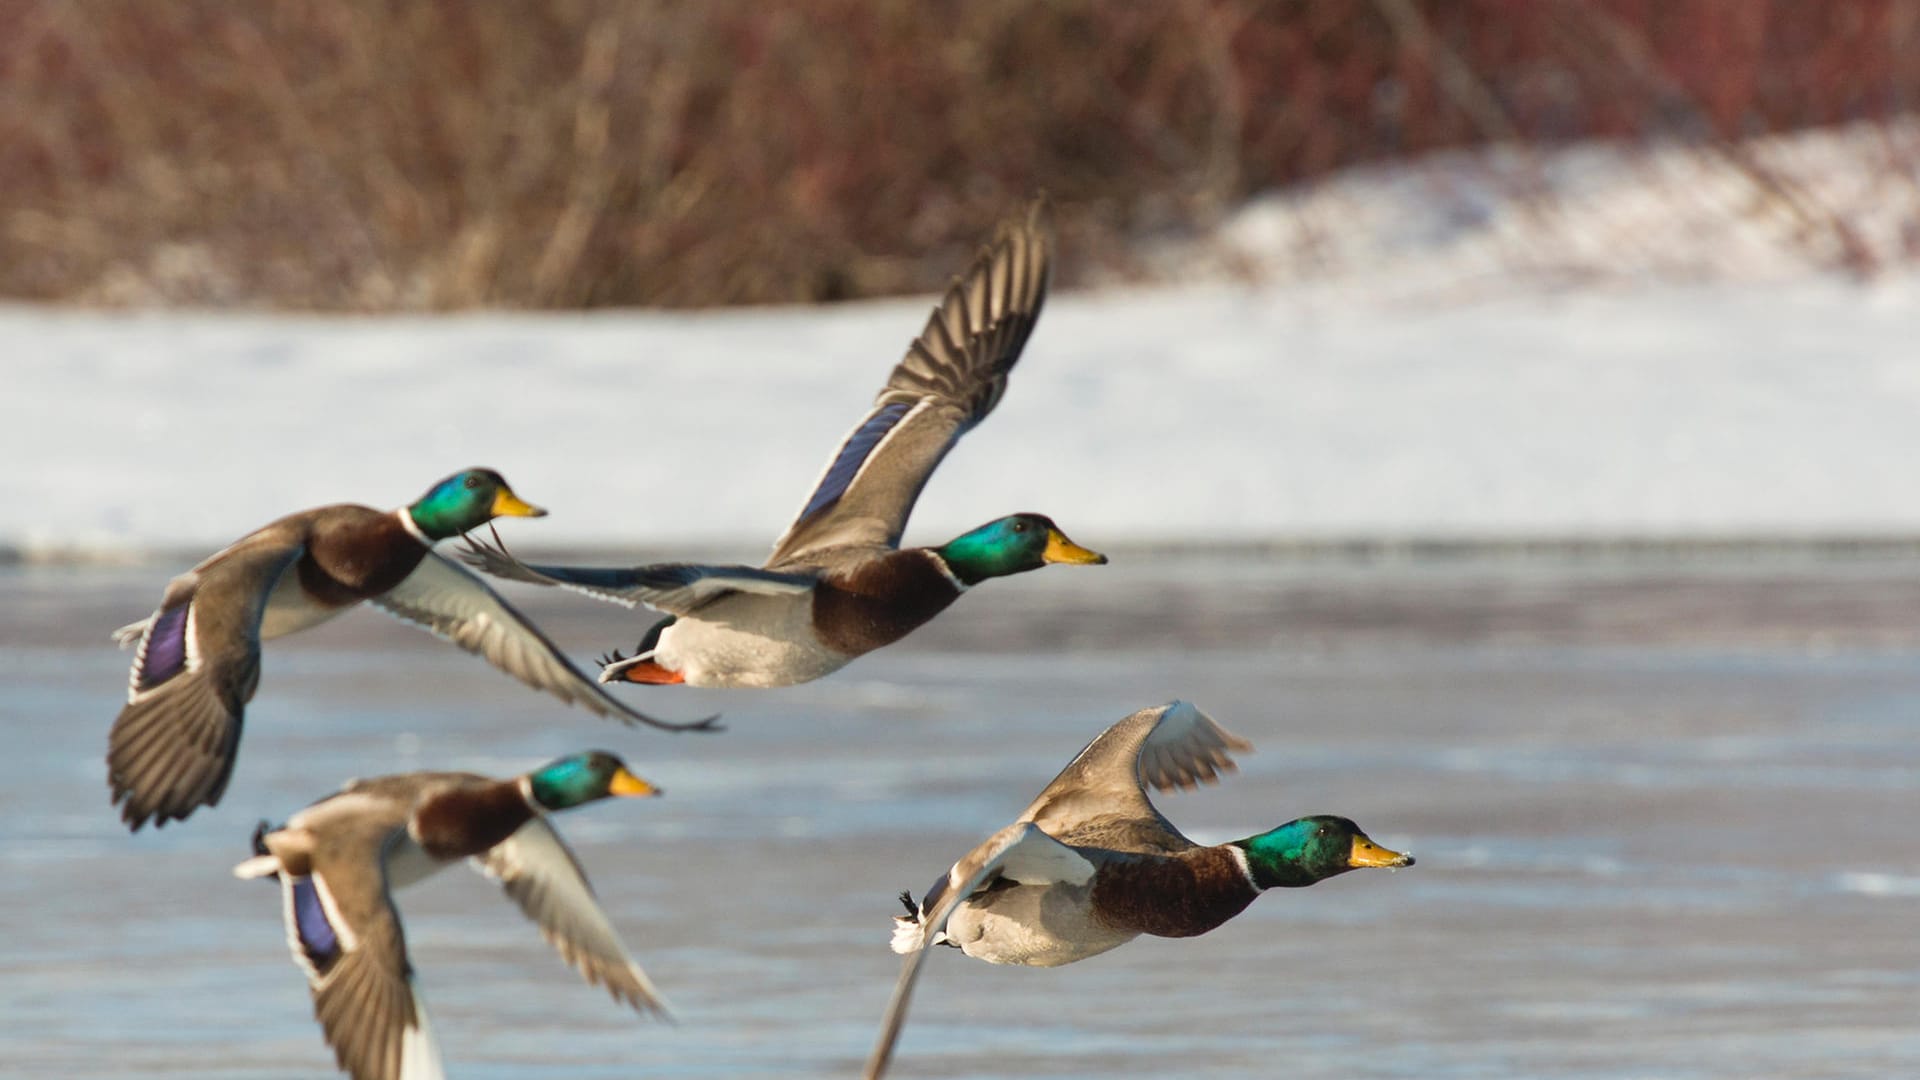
[12,123,1920,557]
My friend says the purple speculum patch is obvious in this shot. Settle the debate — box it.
[137,604,190,690]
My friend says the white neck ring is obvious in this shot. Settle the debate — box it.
[1227,844,1263,893]
[925,550,970,592]
[396,507,433,545]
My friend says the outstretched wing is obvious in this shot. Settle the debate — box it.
[107,533,306,830]
[1017,701,1253,854]
[287,820,445,1080]
[866,821,1094,1080]
[459,534,815,616]
[769,199,1052,567]
[370,552,719,733]
[475,817,672,1018]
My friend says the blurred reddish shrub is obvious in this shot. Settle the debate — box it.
[0,0,1914,309]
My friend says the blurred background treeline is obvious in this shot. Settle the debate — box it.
[4,0,1917,310]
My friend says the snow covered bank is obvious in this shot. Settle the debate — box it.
[1152,120,1920,300]
[9,265,1920,559]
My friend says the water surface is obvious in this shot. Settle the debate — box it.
[3,554,1917,1078]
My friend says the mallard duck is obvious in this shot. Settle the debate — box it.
[461,201,1106,690]
[865,701,1414,1079]
[234,749,669,1080]
[109,467,716,831]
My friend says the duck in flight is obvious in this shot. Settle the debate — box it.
[109,468,715,831]
[462,201,1106,690]
[865,701,1415,1079]
[234,750,670,1080]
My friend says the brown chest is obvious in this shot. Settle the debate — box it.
[297,510,429,607]
[410,783,534,859]
[810,552,961,655]
[1089,848,1260,939]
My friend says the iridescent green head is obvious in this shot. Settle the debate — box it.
[1234,815,1412,890]
[935,513,1106,586]
[406,467,546,541]
[525,750,660,812]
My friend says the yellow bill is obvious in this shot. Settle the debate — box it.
[1348,835,1414,869]
[491,487,548,518]
[608,767,661,798]
[1042,528,1108,565]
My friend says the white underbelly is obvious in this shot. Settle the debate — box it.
[946,884,1136,968]
[384,837,449,891]
[258,566,353,641]
[657,598,852,688]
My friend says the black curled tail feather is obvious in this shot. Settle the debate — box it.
[597,615,677,671]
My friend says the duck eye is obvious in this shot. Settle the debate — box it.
[1010,521,1028,533]
[464,475,482,489]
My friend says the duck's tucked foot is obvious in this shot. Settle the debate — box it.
[897,891,918,918]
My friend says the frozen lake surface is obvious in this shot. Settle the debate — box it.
[3,552,1919,1078]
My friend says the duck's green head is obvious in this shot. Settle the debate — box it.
[936,513,1106,586]
[407,468,546,540]
[526,750,660,812]
[1234,815,1412,890]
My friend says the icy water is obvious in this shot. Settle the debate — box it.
[4,553,1919,1079]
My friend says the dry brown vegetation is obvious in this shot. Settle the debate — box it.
[3,0,1917,310]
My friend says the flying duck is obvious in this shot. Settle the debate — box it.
[109,468,716,830]
[234,749,670,1080]
[461,201,1105,691]
[866,701,1414,1078]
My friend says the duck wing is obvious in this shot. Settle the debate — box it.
[474,817,672,1018]
[107,530,306,830]
[768,200,1052,568]
[284,817,445,1080]
[369,552,719,732]
[1016,701,1253,854]
[459,534,814,615]
[867,821,1093,1080]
